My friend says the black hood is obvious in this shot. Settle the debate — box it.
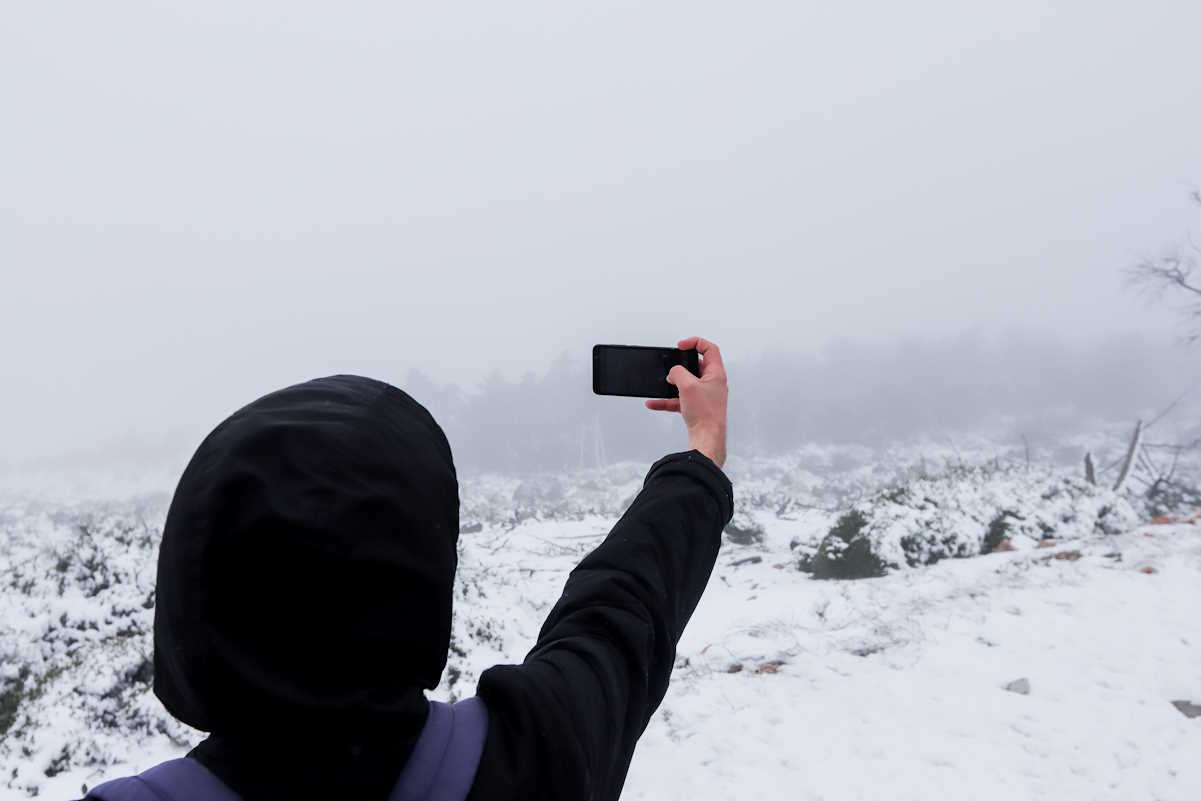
[154,374,459,742]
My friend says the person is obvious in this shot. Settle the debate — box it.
[83,336,732,801]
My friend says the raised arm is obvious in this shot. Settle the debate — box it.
[469,338,731,801]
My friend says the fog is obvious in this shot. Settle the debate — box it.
[3,1,1200,472]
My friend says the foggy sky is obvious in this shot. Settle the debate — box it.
[3,1,1200,467]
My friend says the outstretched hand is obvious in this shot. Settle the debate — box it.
[646,336,728,468]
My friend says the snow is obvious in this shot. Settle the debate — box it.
[2,443,1199,800]
[626,521,1201,801]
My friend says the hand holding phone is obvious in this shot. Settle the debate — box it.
[645,336,728,467]
[592,337,728,468]
[592,345,700,399]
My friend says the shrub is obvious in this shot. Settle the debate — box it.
[0,665,29,736]
[725,511,765,546]
[812,511,886,579]
[982,510,1021,554]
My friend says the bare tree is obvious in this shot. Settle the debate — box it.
[1096,394,1201,514]
[1127,190,1201,343]
[1108,190,1201,514]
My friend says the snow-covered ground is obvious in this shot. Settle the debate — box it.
[2,443,1199,800]
[632,520,1201,801]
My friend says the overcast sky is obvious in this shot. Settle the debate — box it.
[3,1,1200,465]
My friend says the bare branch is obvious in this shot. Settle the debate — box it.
[1127,191,1201,342]
[1098,451,1126,476]
[1137,445,1162,479]
[1167,446,1181,482]
[1129,473,1155,489]
[1143,390,1192,432]
[1128,253,1201,297]
[1144,437,1201,451]
[1113,420,1142,492]
[1187,229,1201,259]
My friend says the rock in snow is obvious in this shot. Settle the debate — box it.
[1171,700,1201,719]
[1004,678,1032,695]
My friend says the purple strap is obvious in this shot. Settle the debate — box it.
[85,697,489,801]
[88,757,240,801]
[390,697,489,801]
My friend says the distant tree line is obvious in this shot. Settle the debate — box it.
[403,332,1197,474]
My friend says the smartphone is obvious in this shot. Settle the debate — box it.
[592,344,700,399]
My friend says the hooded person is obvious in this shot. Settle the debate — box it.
[83,336,733,801]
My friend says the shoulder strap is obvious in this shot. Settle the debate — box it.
[86,697,489,801]
[389,697,490,801]
[87,757,239,801]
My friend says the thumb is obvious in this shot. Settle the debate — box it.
[666,364,698,388]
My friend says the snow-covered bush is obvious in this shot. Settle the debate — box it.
[810,510,886,579]
[0,499,195,796]
[804,465,1142,578]
[724,509,765,546]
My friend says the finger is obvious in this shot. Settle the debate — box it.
[645,398,681,412]
[678,336,722,369]
[684,337,724,378]
[666,364,699,388]
[693,337,723,367]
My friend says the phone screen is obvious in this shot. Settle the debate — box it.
[592,345,700,399]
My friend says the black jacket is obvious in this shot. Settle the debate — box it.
[468,450,732,801]
[147,376,732,801]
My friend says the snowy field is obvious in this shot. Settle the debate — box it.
[2,441,1199,800]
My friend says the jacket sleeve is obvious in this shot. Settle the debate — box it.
[467,450,733,801]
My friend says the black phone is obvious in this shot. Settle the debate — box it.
[592,344,700,399]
